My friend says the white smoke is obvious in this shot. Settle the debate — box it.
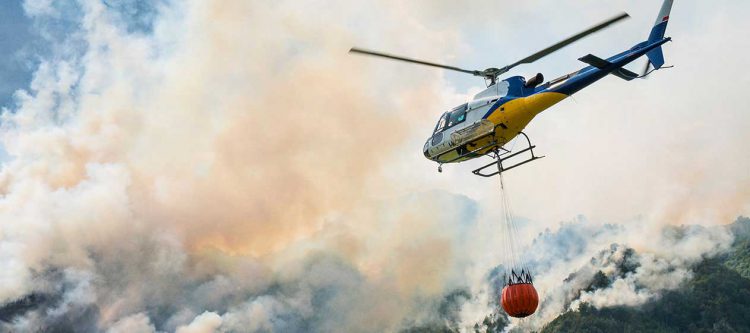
[176,312,222,333]
[107,313,156,333]
[0,0,481,331]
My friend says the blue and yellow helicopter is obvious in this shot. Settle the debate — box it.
[351,0,674,177]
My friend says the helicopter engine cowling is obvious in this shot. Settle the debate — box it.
[524,73,544,89]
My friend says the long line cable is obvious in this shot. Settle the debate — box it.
[498,171,531,284]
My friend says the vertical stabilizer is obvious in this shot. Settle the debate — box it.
[646,0,674,69]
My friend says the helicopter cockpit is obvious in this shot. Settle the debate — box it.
[434,103,468,134]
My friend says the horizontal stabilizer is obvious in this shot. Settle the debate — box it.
[578,54,610,69]
[611,68,638,81]
[579,54,639,81]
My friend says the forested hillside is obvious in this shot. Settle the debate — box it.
[541,217,750,333]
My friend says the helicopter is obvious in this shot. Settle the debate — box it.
[351,0,674,177]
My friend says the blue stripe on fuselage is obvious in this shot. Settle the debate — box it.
[482,76,528,119]
[482,97,514,119]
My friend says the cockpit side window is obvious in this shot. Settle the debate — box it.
[447,103,467,128]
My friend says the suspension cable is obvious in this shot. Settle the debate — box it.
[498,171,531,284]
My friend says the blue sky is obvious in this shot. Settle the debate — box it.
[0,1,35,108]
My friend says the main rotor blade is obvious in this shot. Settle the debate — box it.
[349,47,479,76]
[505,12,630,70]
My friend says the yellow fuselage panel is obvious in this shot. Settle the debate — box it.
[435,92,567,163]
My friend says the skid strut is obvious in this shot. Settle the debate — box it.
[471,132,544,177]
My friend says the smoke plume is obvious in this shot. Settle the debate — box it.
[0,0,475,331]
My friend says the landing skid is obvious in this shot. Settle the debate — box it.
[434,130,544,176]
[471,132,544,177]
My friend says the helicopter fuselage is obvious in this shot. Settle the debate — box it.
[423,37,670,164]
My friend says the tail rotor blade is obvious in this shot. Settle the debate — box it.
[641,59,652,78]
